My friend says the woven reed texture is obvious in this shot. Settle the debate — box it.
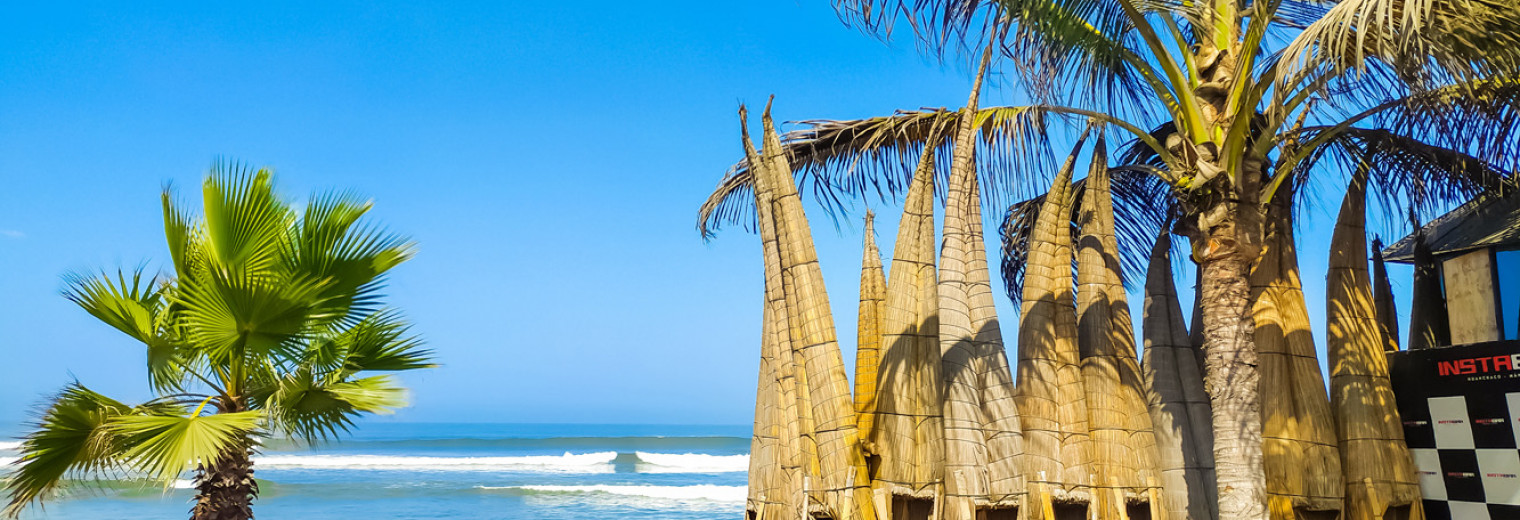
[1249,198,1344,517]
[857,211,887,439]
[1140,233,1217,520]
[1327,174,1422,519]
[1073,136,1160,519]
[938,45,1025,519]
[745,112,806,519]
[1406,225,1450,350]
[871,136,947,501]
[752,105,877,520]
[1370,239,1400,352]
[1015,141,1093,512]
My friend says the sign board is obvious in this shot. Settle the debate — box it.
[1390,340,1520,519]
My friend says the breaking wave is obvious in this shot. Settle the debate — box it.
[633,452,748,473]
[479,484,746,510]
[253,452,618,473]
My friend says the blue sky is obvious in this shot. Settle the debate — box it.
[0,1,1440,428]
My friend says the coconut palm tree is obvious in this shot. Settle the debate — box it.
[3,165,433,520]
[698,1,1519,517]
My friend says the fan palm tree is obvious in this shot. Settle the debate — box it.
[3,165,433,520]
[698,1,1520,517]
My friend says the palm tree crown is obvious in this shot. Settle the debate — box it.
[4,165,433,519]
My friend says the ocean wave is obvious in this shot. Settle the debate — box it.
[253,452,617,473]
[633,452,748,473]
[482,484,745,504]
[0,441,20,451]
[258,436,748,453]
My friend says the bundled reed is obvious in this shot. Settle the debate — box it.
[1250,192,1343,519]
[1327,173,1422,520]
[1014,133,1094,514]
[744,106,806,520]
[870,130,947,505]
[747,102,877,520]
[1140,232,1217,520]
[938,39,1024,520]
[1406,219,1450,350]
[1370,238,1400,351]
[1074,135,1160,518]
[857,211,887,438]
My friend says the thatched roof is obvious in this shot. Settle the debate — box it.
[1381,189,1520,262]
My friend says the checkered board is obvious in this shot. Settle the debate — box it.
[1390,341,1520,519]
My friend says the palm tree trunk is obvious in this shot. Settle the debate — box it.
[1195,215,1268,520]
[192,446,257,520]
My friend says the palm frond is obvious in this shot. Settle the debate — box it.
[1278,0,1520,94]
[3,384,132,517]
[251,370,406,443]
[1290,127,1516,233]
[109,410,262,484]
[833,0,1002,54]
[327,311,434,374]
[199,164,293,276]
[173,267,330,364]
[287,190,416,330]
[697,105,1063,238]
[1000,132,1176,302]
[61,269,191,392]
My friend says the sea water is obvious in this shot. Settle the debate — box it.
[1,423,749,519]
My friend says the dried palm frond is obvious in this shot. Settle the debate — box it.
[697,105,1065,239]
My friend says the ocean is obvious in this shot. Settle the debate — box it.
[1,423,750,519]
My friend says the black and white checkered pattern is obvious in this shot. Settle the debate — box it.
[1402,393,1520,519]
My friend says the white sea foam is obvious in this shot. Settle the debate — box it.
[253,452,617,473]
[633,452,748,473]
[173,479,196,490]
[487,484,746,504]
[0,441,21,451]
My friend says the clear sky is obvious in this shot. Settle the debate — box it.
[0,1,1435,429]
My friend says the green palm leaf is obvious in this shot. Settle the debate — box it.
[4,385,134,516]
[109,410,262,485]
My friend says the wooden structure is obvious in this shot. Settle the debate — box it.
[1382,189,1520,347]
